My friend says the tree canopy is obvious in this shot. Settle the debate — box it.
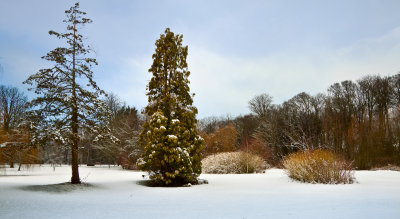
[137,28,203,186]
[23,3,113,183]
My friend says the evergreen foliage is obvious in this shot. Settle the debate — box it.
[137,28,203,186]
[23,3,113,184]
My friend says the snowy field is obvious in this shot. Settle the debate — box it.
[0,165,399,219]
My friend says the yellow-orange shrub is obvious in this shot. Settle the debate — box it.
[283,149,354,184]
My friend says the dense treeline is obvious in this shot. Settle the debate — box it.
[0,85,37,169]
[0,84,142,169]
[2,73,399,170]
[199,73,400,169]
[85,93,142,168]
[39,93,142,168]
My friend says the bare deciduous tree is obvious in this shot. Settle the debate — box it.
[0,85,27,131]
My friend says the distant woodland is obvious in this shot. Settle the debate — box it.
[200,73,400,169]
[1,73,399,170]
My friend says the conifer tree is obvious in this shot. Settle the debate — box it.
[137,28,204,186]
[24,3,112,184]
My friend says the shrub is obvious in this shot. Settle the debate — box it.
[202,151,266,174]
[120,153,137,170]
[283,149,354,184]
[201,123,237,156]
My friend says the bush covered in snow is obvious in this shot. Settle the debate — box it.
[283,149,354,184]
[202,151,266,174]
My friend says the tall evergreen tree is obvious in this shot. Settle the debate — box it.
[137,28,204,186]
[24,3,111,184]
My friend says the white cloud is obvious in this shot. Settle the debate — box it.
[2,1,400,120]
[96,54,152,111]
[188,26,400,118]
[3,24,399,119]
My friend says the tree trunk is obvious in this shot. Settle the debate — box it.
[70,17,80,184]
[3,113,10,131]
[3,121,9,131]
[71,139,80,184]
[70,98,80,183]
[86,146,91,165]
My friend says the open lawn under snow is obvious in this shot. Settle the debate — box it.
[0,165,399,219]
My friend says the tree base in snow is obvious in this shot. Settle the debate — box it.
[20,182,95,193]
[137,177,208,187]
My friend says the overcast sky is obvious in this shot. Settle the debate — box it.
[1,0,400,118]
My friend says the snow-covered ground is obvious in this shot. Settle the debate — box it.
[0,165,399,219]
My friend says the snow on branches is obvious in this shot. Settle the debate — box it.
[137,28,203,186]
